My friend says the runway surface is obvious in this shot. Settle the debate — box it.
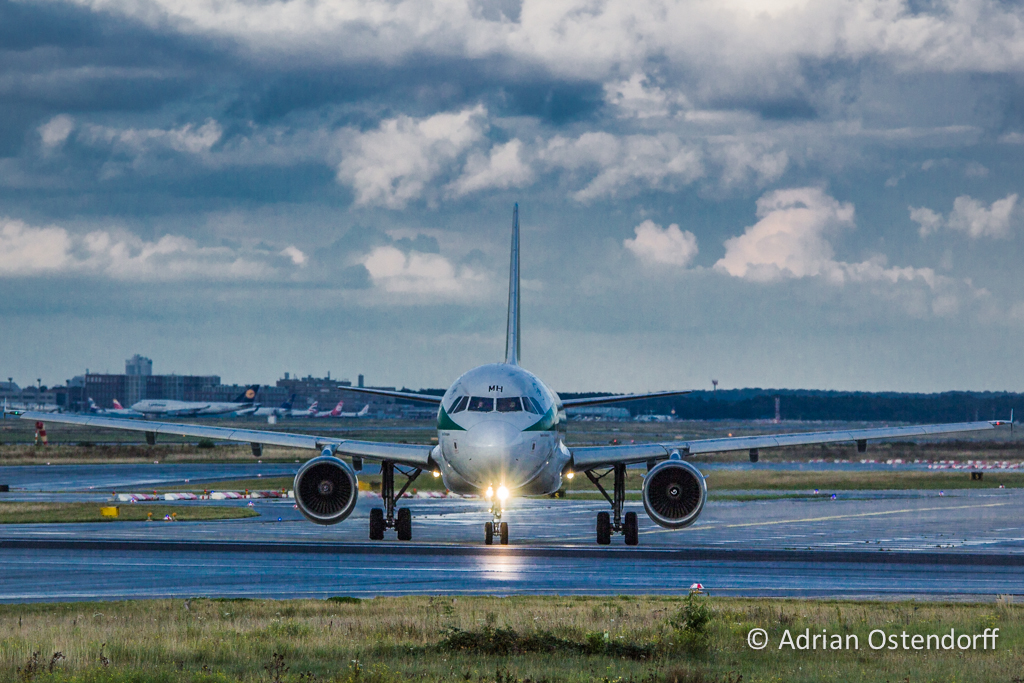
[2,464,1023,602]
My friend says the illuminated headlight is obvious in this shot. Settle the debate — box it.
[432,470,441,478]
[566,471,574,480]
[485,486,494,499]
[497,485,509,502]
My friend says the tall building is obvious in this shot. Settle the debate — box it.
[125,355,153,376]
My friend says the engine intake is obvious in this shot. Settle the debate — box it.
[642,460,707,529]
[294,455,358,525]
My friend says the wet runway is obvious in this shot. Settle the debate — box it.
[2,464,1024,602]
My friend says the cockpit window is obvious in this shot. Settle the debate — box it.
[468,397,494,412]
[449,395,469,414]
[530,397,546,414]
[521,397,541,414]
[496,397,522,412]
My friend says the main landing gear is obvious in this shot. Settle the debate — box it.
[484,497,509,545]
[369,461,421,541]
[586,463,639,546]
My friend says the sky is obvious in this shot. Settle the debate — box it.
[1,0,1023,393]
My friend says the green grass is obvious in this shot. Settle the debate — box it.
[0,596,1020,682]
[0,502,258,524]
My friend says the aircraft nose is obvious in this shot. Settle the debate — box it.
[459,420,534,487]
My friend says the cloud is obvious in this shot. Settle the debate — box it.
[603,73,686,119]
[361,245,486,297]
[910,193,1019,238]
[447,139,533,197]
[38,115,75,150]
[0,218,303,281]
[713,187,970,316]
[623,220,698,267]
[542,132,703,202]
[81,119,223,156]
[280,246,307,266]
[336,106,488,209]
[715,187,855,281]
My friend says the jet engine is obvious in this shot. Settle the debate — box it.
[642,459,707,529]
[293,455,358,525]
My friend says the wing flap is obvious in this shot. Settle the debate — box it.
[14,412,434,468]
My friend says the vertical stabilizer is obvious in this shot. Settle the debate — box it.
[505,204,521,365]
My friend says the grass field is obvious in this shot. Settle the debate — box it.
[0,502,258,524]
[0,596,1019,682]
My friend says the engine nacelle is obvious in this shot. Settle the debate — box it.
[293,455,358,525]
[642,459,707,529]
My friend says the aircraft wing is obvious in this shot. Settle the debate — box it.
[570,419,1010,470]
[562,389,692,408]
[11,411,434,468]
[333,386,443,404]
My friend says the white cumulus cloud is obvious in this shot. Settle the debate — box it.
[447,139,534,197]
[361,245,486,298]
[336,106,488,209]
[0,218,303,281]
[714,187,967,307]
[910,193,1019,238]
[542,132,704,202]
[623,220,698,267]
[38,115,75,150]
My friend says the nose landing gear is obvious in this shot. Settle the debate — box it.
[586,464,639,546]
[368,461,421,541]
[484,499,509,545]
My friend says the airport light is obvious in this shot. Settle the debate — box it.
[496,485,509,502]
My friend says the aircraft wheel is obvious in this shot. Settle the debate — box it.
[499,521,509,545]
[396,508,412,541]
[369,508,385,540]
[484,521,494,545]
[596,512,611,545]
[624,511,639,546]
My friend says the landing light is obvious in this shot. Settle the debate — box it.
[432,470,441,478]
[566,471,574,480]
[485,486,494,499]
[497,485,509,502]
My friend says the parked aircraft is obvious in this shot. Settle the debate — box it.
[88,398,143,418]
[313,401,371,418]
[130,385,260,417]
[10,206,1012,546]
[254,395,297,418]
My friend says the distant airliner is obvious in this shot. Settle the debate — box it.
[9,206,1012,546]
[130,385,260,417]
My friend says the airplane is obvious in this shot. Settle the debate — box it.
[313,401,371,418]
[129,385,261,417]
[253,394,297,418]
[88,398,143,418]
[7,205,1014,546]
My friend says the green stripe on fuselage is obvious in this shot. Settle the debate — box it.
[437,406,467,431]
[524,407,557,432]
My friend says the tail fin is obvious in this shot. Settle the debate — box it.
[281,394,295,410]
[112,399,124,409]
[504,203,521,365]
[331,401,344,416]
[308,401,319,414]
[233,384,260,403]
[357,405,369,416]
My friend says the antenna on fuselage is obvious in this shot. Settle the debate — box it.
[504,203,521,366]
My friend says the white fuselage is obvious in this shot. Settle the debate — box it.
[433,363,570,496]
[131,399,256,417]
